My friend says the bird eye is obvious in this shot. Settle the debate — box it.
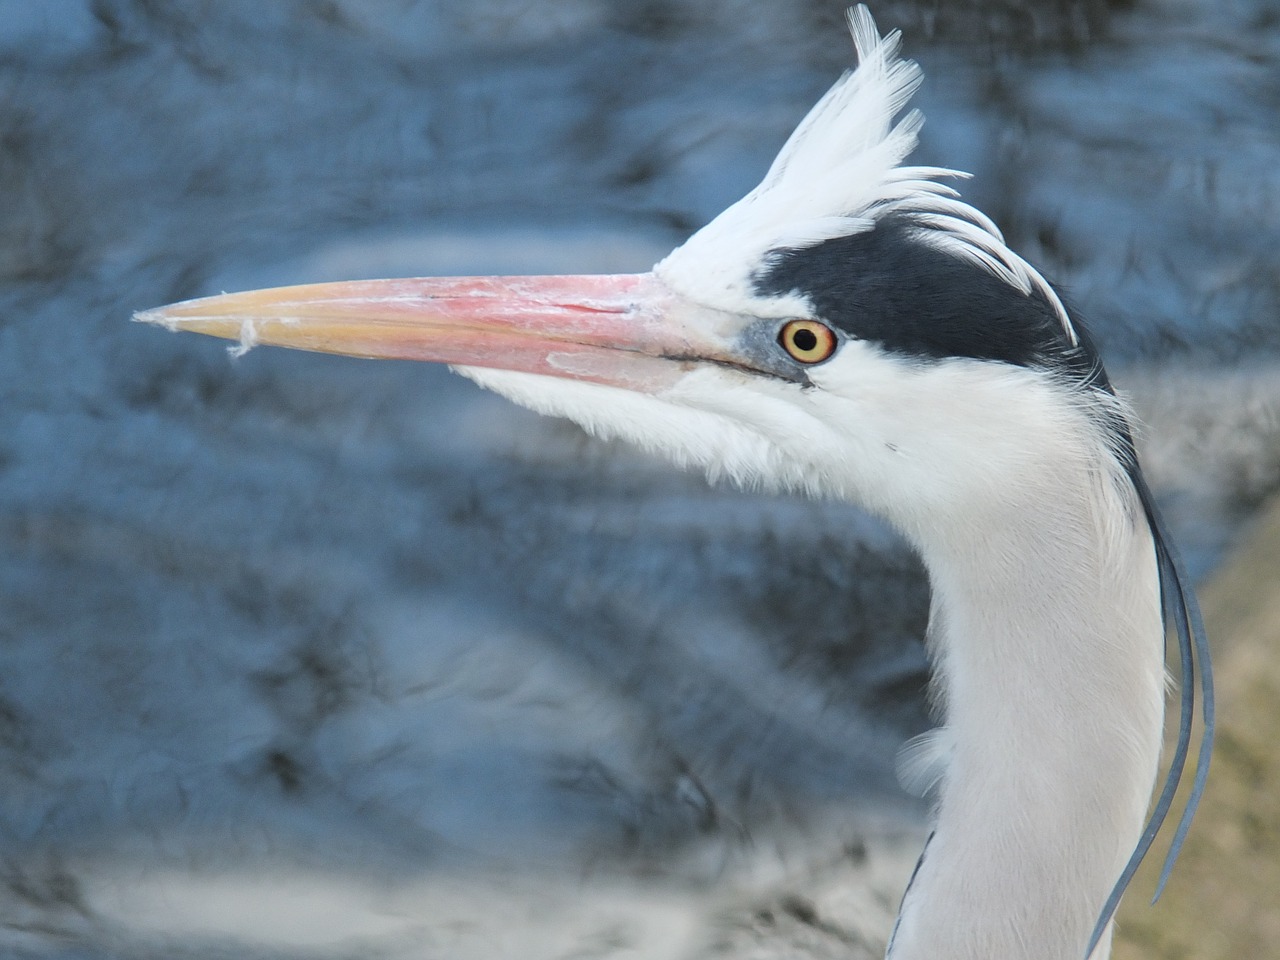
[778,320,837,364]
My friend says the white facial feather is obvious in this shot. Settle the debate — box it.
[458,342,1131,537]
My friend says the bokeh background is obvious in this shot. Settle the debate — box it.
[0,1,1277,957]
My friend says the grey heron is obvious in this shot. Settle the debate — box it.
[137,7,1213,959]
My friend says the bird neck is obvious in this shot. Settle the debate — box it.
[887,464,1166,960]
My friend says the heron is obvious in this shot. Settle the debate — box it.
[136,7,1213,959]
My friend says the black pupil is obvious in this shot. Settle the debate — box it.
[792,327,818,352]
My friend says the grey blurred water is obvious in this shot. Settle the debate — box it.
[0,1,1278,958]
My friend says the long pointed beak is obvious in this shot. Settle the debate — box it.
[135,272,721,393]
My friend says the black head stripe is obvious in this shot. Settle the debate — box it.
[753,215,1092,375]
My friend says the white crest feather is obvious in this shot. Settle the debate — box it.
[656,4,1078,345]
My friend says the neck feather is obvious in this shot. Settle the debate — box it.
[887,434,1165,960]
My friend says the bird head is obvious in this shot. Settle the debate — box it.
[136,6,1113,534]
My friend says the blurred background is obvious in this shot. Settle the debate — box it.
[0,0,1277,957]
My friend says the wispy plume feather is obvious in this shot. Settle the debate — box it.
[658,5,1078,346]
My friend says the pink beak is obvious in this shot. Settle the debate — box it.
[135,272,733,393]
